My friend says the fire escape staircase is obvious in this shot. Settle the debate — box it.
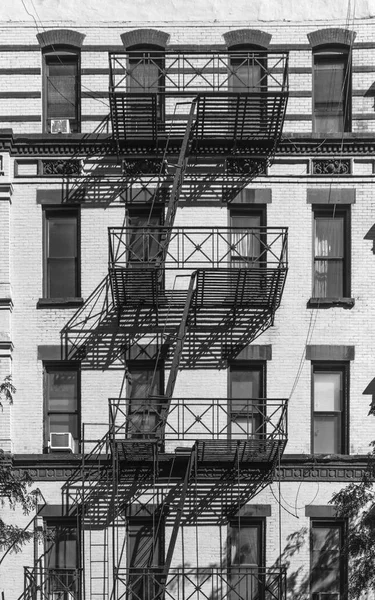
[55,50,291,600]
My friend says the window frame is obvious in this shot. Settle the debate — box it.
[312,45,352,134]
[43,206,80,299]
[312,204,351,301]
[227,517,266,600]
[311,361,349,455]
[229,204,267,267]
[44,362,81,453]
[310,519,347,600]
[228,361,266,440]
[44,517,81,600]
[126,360,165,440]
[126,43,166,130]
[42,45,81,133]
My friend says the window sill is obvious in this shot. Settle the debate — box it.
[307,297,355,309]
[37,297,84,309]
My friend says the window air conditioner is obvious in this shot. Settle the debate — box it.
[50,119,71,134]
[49,432,75,452]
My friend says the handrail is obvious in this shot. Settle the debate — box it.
[109,50,289,94]
[109,397,288,442]
[109,226,288,270]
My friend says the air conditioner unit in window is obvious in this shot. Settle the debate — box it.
[50,119,71,134]
[49,432,74,452]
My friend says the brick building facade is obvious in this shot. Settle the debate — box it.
[0,3,374,599]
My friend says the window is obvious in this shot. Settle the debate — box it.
[313,47,351,133]
[127,45,165,135]
[44,208,79,298]
[44,519,80,599]
[128,206,163,265]
[312,363,348,454]
[128,518,164,600]
[45,364,80,452]
[230,206,266,268]
[313,206,350,299]
[229,519,264,600]
[229,363,265,439]
[311,520,346,600]
[229,45,266,130]
[127,363,164,438]
[43,48,80,133]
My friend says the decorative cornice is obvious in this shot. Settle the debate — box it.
[312,158,351,175]
[1,134,375,160]
[11,453,369,481]
[277,455,368,481]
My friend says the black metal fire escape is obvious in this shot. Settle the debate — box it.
[56,49,291,600]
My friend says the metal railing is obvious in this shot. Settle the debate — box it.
[109,51,289,94]
[115,566,287,600]
[109,226,288,271]
[21,567,81,600]
[109,397,287,445]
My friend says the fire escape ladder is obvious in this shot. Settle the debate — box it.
[162,447,196,583]
[164,272,197,401]
[164,99,198,231]
[155,99,197,289]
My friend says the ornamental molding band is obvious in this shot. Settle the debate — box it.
[122,158,165,176]
[2,135,375,157]
[223,29,272,49]
[312,159,351,175]
[12,456,369,481]
[226,157,267,176]
[42,159,81,176]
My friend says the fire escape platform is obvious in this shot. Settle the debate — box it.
[109,91,288,145]
[109,397,288,465]
[109,266,287,312]
[109,50,289,152]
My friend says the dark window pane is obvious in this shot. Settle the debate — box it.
[46,56,78,120]
[128,522,158,567]
[49,414,78,437]
[48,259,77,297]
[313,260,343,298]
[48,218,77,257]
[230,60,262,91]
[231,525,259,565]
[315,218,344,258]
[230,368,261,398]
[46,525,78,569]
[315,58,346,107]
[47,371,78,411]
[45,212,78,298]
[128,57,161,93]
[314,114,344,134]
[311,525,341,594]
[314,52,349,133]
[313,415,341,454]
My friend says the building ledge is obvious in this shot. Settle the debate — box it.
[307,297,355,308]
[37,297,84,309]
